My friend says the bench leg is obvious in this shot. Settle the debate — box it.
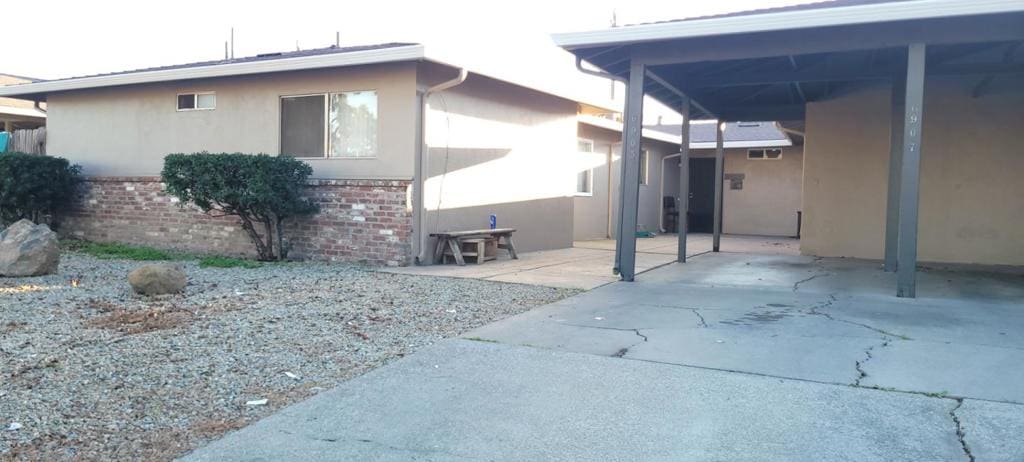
[475,240,486,264]
[503,234,518,260]
[448,238,466,266]
[433,238,447,264]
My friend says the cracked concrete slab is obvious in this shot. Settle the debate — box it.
[813,295,1024,349]
[641,252,1024,302]
[467,315,644,357]
[858,340,1024,403]
[623,328,875,384]
[183,340,966,462]
[954,398,1024,461]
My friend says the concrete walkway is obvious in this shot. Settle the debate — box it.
[383,234,799,290]
[185,252,1024,461]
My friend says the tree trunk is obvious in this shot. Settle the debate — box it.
[275,215,287,260]
[262,216,275,261]
[238,214,272,260]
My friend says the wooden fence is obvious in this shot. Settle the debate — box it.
[7,127,46,155]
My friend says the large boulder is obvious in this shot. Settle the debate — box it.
[128,263,187,295]
[0,219,60,277]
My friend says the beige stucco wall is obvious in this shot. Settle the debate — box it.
[46,63,418,179]
[422,73,579,254]
[574,123,680,240]
[802,76,1024,265]
[661,147,802,237]
[573,123,618,241]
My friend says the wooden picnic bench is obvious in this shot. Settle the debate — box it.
[431,228,518,266]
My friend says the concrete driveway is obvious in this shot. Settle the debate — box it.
[184,252,1024,461]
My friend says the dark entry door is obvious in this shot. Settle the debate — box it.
[688,158,716,233]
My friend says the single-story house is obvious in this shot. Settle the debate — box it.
[553,0,1024,296]
[575,116,801,240]
[0,73,46,132]
[0,43,623,266]
[1,73,47,154]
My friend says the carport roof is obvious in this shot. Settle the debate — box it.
[554,0,1024,121]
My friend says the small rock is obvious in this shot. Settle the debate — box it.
[128,263,187,295]
[245,399,268,406]
[0,219,60,277]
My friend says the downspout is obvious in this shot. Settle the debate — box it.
[413,67,468,265]
[576,56,627,83]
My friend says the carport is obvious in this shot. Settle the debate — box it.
[554,0,1024,297]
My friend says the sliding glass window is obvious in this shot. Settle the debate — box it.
[280,91,377,158]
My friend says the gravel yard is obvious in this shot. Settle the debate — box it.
[0,253,577,461]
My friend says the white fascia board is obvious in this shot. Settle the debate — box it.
[691,139,792,149]
[0,45,426,97]
[553,0,1024,48]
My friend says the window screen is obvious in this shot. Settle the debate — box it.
[280,95,326,157]
[748,149,783,160]
[177,94,195,110]
[196,93,216,109]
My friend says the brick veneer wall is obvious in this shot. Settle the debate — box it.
[61,177,413,266]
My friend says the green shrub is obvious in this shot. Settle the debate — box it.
[198,256,262,269]
[0,153,82,226]
[161,153,319,261]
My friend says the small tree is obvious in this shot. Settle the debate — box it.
[161,153,319,261]
[0,152,82,226]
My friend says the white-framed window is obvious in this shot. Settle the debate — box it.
[177,92,216,111]
[748,148,783,160]
[280,90,378,158]
[576,138,595,195]
[640,150,650,185]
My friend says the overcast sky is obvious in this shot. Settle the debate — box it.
[13,0,815,121]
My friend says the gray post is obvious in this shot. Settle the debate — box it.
[897,43,926,298]
[677,97,691,262]
[883,76,905,272]
[712,121,725,252]
[614,61,646,281]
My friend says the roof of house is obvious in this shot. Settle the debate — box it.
[578,115,681,145]
[646,121,793,149]
[0,43,618,112]
[645,0,908,24]
[0,73,40,83]
[552,0,1024,49]
[0,106,47,119]
[38,43,417,84]
[578,116,793,149]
